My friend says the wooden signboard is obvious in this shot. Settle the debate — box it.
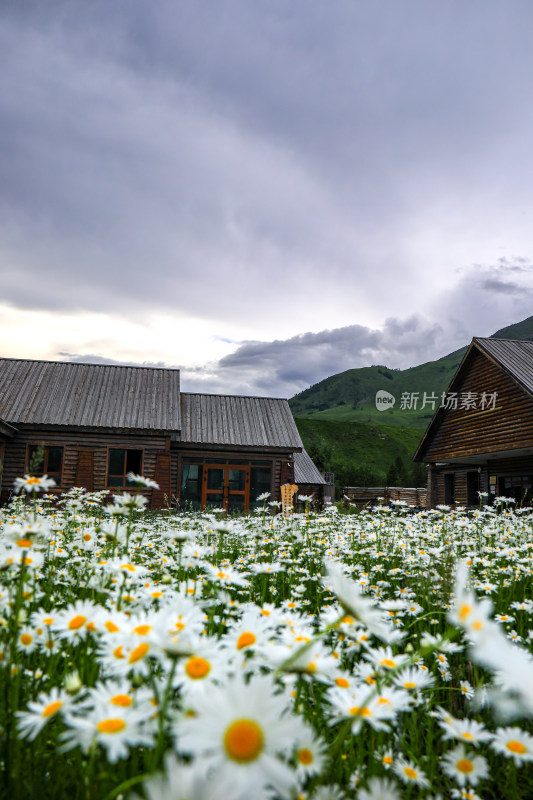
[281,483,298,517]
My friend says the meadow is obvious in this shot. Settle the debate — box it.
[1,476,533,800]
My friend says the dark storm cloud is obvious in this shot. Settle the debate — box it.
[2,0,533,334]
[482,279,525,295]
[180,316,445,396]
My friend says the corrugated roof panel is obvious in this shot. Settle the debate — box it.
[0,359,181,430]
[180,393,303,449]
[294,449,326,484]
[475,338,533,397]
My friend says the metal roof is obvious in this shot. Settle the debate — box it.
[294,449,326,484]
[179,393,303,449]
[474,338,533,397]
[0,359,181,430]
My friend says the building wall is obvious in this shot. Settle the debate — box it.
[173,448,295,510]
[1,429,298,512]
[1,427,171,508]
[430,457,533,508]
[422,349,533,462]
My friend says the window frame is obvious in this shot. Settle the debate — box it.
[26,444,64,485]
[106,447,144,489]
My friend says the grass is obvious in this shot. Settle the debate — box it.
[1,480,533,799]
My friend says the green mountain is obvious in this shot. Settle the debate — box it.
[291,315,533,490]
[290,315,533,430]
[294,417,426,496]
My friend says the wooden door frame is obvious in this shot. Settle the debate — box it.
[202,463,250,511]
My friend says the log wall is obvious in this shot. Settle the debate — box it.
[422,349,533,461]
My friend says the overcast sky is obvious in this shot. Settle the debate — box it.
[1,0,533,396]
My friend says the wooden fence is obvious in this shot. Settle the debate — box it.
[343,486,427,508]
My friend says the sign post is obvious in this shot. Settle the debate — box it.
[281,483,298,517]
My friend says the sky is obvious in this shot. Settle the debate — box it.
[1,0,533,397]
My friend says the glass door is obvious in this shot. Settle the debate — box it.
[202,465,250,511]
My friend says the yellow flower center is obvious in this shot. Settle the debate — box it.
[20,634,32,645]
[237,632,256,650]
[43,617,54,625]
[69,615,87,630]
[129,642,150,663]
[83,533,92,541]
[462,732,473,740]
[458,604,472,621]
[114,645,125,659]
[185,656,211,679]
[111,694,133,707]
[380,658,396,668]
[349,706,372,717]
[383,755,393,765]
[42,700,62,717]
[404,681,417,689]
[97,718,126,734]
[223,719,264,762]
[457,758,474,774]
[507,740,527,754]
[106,621,120,633]
[297,748,313,765]
[133,624,151,636]
[336,677,350,688]
[404,767,418,780]
[27,477,41,485]
[16,539,33,548]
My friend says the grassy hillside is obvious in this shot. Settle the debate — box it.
[290,348,466,430]
[294,417,426,496]
[289,315,533,430]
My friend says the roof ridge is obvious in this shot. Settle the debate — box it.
[0,357,179,372]
[180,391,290,401]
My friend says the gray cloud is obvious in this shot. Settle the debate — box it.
[178,315,446,396]
[2,0,533,340]
[56,254,533,399]
[482,279,525,295]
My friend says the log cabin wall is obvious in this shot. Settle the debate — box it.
[432,457,533,508]
[423,349,533,462]
[173,448,293,508]
[1,427,171,508]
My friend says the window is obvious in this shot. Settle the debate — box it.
[467,471,480,507]
[181,463,203,510]
[27,445,63,483]
[250,466,272,508]
[444,473,455,505]
[107,449,142,488]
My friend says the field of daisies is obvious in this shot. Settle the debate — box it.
[1,476,533,800]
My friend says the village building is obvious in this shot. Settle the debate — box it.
[0,358,327,510]
[414,338,533,508]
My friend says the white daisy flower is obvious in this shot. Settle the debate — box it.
[441,744,489,786]
[17,688,73,741]
[491,726,533,765]
[176,674,308,800]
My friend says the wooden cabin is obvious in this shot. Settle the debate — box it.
[414,338,533,508]
[0,358,316,511]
